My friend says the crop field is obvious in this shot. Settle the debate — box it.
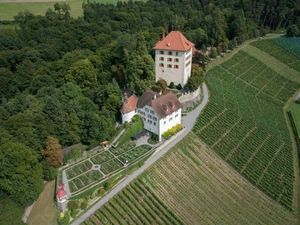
[0,0,127,21]
[251,37,300,73]
[193,50,299,210]
[63,141,154,195]
[83,134,297,225]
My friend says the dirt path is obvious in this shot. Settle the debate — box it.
[206,33,283,72]
[27,181,57,225]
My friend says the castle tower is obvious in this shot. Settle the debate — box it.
[56,184,68,212]
[153,31,195,86]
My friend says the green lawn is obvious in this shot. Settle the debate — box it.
[0,0,122,21]
[118,118,144,146]
[290,102,300,139]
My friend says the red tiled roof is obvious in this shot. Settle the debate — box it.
[137,91,182,118]
[56,184,66,199]
[153,31,194,52]
[121,94,138,114]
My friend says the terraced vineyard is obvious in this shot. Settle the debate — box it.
[83,134,297,225]
[82,180,184,225]
[194,50,299,210]
[251,37,300,72]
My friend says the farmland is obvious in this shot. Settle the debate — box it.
[251,37,300,73]
[0,0,123,21]
[83,134,297,225]
[63,141,154,196]
[194,49,299,210]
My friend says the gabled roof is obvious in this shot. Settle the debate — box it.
[137,91,182,118]
[153,31,194,52]
[121,94,138,114]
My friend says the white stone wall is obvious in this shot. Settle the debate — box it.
[121,110,137,124]
[155,49,192,86]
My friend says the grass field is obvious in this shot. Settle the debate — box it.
[83,134,297,225]
[27,181,57,225]
[0,0,122,21]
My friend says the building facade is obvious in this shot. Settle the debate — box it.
[154,31,195,86]
[137,91,182,141]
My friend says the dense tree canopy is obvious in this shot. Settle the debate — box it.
[0,0,299,219]
[0,142,43,206]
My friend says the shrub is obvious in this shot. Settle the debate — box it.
[169,82,175,89]
[42,161,57,181]
[80,199,88,210]
[162,124,183,139]
[68,200,79,211]
[97,187,105,197]
[286,25,299,37]
[57,212,70,225]
[210,47,218,58]
[63,148,81,163]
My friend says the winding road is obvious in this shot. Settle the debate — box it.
[71,83,209,225]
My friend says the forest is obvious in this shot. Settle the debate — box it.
[0,0,299,224]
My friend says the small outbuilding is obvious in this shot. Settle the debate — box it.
[120,92,138,124]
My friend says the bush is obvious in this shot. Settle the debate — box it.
[169,82,175,89]
[80,200,88,210]
[176,84,182,90]
[103,182,110,191]
[63,148,81,163]
[97,187,105,197]
[68,200,79,211]
[162,124,183,139]
[210,47,218,58]
[286,24,299,37]
[57,212,70,225]
[42,161,57,181]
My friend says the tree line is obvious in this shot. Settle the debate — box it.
[0,0,299,223]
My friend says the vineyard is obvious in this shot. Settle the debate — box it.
[82,179,184,225]
[63,141,154,195]
[251,37,300,73]
[193,50,299,210]
[82,134,297,225]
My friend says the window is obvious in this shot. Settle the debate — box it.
[153,117,157,121]
[168,51,172,55]
[176,52,179,56]
[167,58,172,62]
[148,115,152,119]
[174,65,179,69]
[169,117,173,121]
[150,110,154,115]
[160,51,164,54]
[146,108,149,112]
[154,122,156,126]
[175,113,178,118]
[167,64,172,68]
[159,63,164,67]
[159,57,164,61]
[164,121,166,124]
[174,58,179,62]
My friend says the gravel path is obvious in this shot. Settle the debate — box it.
[70,83,209,225]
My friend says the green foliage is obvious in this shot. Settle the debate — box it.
[0,192,25,225]
[80,199,88,210]
[64,148,82,163]
[42,161,57,181]
[118,117,143,145]
[286,25,300,37]
[210,47,218,58]
[185,64,205,91]
[156,79,168,93]
[162,124,183,139]
[57,212,70,225]
[0,142,43,206]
